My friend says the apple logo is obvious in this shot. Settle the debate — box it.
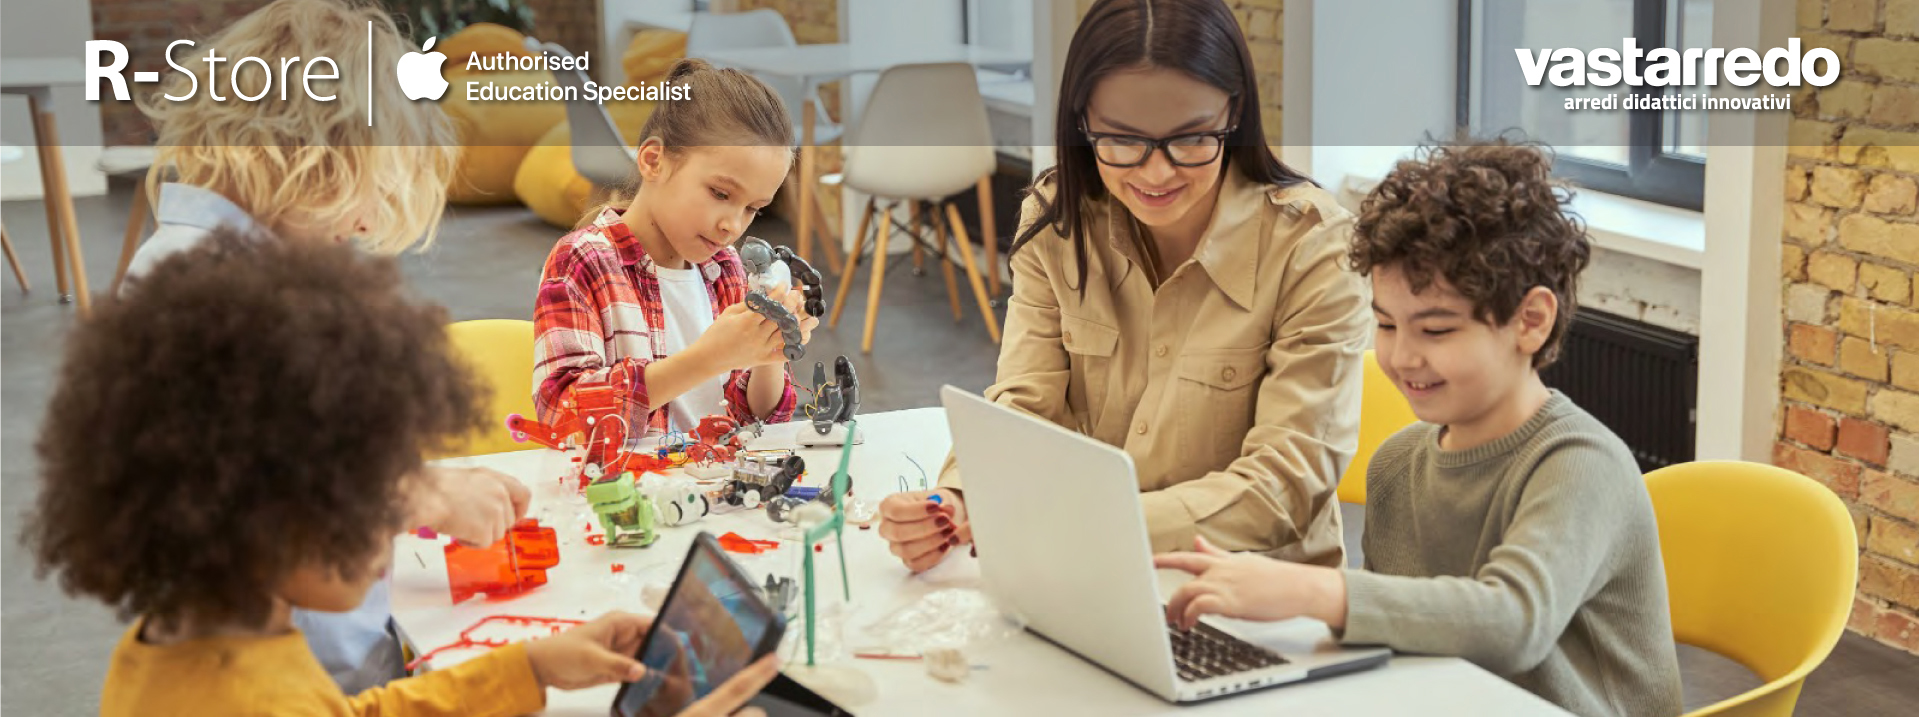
[397,37,449,101]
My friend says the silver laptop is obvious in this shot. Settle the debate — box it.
[941,385,1390,703]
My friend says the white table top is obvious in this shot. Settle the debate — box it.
[698,43,1032,84]
[391,408,1568,716]
[1,58,87,92]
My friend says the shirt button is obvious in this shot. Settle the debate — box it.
[1063,331,1074,343]
[1221,367,1238,382]
[1155,345,1168,357]
[1135,422,1148,435]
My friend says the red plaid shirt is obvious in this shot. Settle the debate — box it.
[533,208,797,434]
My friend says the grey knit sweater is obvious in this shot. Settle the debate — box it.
[1340,390,1683,717]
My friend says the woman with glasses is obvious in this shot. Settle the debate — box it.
[878,0,1369,573]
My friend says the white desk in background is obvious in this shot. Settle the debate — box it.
[695,44,1031,267]
[390,408,1569,716]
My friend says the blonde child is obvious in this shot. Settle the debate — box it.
[119,0,525,692]
[534,59,814,436]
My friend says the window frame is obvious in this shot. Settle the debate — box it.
[1457,0,1706,211]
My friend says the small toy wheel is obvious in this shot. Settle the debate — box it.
[505,414,530,443]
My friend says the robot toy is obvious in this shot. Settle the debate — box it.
[738,236,825,362]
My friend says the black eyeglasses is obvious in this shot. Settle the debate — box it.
[1081,120,1239,168]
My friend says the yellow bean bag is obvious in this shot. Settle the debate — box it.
[513,99,658,228]
[624,29,688,85]
[442,69,567,205]
[435,22,536,68]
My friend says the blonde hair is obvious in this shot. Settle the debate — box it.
[577,58,794,229]
[139,0,457,253]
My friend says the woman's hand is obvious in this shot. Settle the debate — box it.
[1154,537,1349,631]
[877,488,969,572]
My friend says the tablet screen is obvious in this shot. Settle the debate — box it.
[614,535,783,717]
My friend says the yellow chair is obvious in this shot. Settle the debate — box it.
[1645,461,1858,717]
[436,319,542,459]
[1338,349,1419,505]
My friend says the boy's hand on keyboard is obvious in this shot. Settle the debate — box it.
[408,466,532,546]
[1155,536,1349,631]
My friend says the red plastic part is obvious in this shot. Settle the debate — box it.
[444,518,561,603]
[406,614,584,672]
[717,531,781,555]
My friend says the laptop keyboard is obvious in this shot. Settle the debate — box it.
[1170,621,1290,682]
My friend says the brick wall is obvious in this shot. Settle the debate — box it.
[1228,0,1284,147]
[90,0,599,146]
[1072,0,1284,141]
[525,0,599,59]
[1780,0,1919,655]
[91,0,273,146]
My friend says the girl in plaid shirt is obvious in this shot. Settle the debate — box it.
[535,59,814,436]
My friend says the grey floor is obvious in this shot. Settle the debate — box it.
[4,183,1916,714]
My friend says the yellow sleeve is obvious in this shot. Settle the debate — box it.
[343,643,545,717]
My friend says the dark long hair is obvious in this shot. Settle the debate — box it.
[1010,0,1313,293]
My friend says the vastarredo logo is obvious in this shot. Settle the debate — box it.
[1517,37,1841,112]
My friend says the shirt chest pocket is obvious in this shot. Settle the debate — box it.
[1061,313,1120,429]
[1175,346,1269,459]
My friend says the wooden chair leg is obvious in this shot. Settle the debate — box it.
[2,224,30,294]
[860,202,895,353]
[977,176,1000,297]
[828,197,876,328]
[945,202,1001,343]
[932,203,962,322]
[29,95,69,299]
[808,188,844,274]
[908,201,924,275]
[112,175,153,295]
[30,95,91,314]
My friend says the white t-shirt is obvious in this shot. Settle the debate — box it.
[654,264,728,432]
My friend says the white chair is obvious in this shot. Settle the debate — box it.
[686,9,841,146]
[527,38,639,194]
[825,62,1001,353]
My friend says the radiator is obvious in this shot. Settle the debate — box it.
[1540,310,1699,473]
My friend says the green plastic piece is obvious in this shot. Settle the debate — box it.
[802,419,857,665]
[586,472,659,548]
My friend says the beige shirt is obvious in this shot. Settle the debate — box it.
[940,168,1371,566]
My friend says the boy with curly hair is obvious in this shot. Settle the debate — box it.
[24,229,777,716]
[1153,139,1683,717]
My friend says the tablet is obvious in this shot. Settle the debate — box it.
[611,532,787,717]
